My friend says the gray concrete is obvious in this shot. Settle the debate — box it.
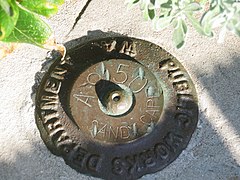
[0,0,240,179]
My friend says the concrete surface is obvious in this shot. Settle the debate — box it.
[0,0,240,179]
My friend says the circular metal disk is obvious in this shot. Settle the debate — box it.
[35,36,198,180]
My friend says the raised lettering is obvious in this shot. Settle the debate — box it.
[111,140,175,176]
[56,132,69,143]
[41,111,59,124]
[44,79,61,94]
[73,147,88,167]
[86,155,101,172]
[168,69,184,80]
[126,155,140,174]
[57,140,75,153]
[164,132,183,153]
[177,94,195,109]
[51,66,67,80]
[119,41,137,57]
[175,113,191,129]
[112,158,126,175]
[102,40,117,52]
[139,150,156,168]
[48,120,65,137]
[154,143,170,160]
[40,94,59,110]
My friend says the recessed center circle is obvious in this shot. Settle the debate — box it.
[95,81,134,117]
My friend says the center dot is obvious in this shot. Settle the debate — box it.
[112,93,121,102]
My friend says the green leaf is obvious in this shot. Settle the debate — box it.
[48,0,64,4]
[172,18,178,28]
[148,9,155,20]
[125,0,140,4]
[143,7,148,20]
[201,5,222,36]
[154,16,172,31]
[161,1,172,9]
[0,0,11,15]
[173,19,187,48]
[140,0,147,9]
[125,0,140,8]
[227,18,239,31]
[18,0,64,17]
[224,0,235,4]
[233,25,240,37]
[199,0,208,5]
[2,6,52,47]
[0,0,19,40]
[154,0,168,8]
[184,2,202,12]
[185,13,207,36]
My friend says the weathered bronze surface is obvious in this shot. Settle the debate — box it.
[35,36,198,180]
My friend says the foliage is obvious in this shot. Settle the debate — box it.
[0,0,239,51]
[126,0,240,48]
[0,0,64,47]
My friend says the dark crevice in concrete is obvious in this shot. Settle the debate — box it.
[67,0,93,35]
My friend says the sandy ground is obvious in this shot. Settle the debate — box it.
[0,1,239,179]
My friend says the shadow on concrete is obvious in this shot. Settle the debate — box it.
[199,55,240,135]
[0,141,97,180]
[195,55,240,175]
